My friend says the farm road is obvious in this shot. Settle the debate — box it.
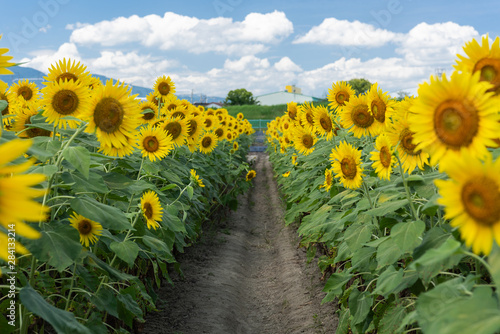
[143,152,338,334]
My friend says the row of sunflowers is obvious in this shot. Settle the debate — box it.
[266,35,500,334]
[0,35,257,333]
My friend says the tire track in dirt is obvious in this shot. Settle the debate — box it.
[143,152,338,333]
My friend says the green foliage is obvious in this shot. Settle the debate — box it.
[348,78,372,95]
[224,88,258,105]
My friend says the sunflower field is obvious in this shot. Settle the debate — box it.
[0,34,256,333]
[267,35,500,334]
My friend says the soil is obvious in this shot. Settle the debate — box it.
[142,152,338,334]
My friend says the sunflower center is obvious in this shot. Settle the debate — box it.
[167,103,176,111]
[204,119,212,128]
[57,73,78,83]
[52,89,79,115]
[187,119,197,136]
[340,157,357,179]
[302,134,314,149]
[371,99,386,123]
[165,122,181,140]
[434,99,478,148]
[351,104,374,128]
[78,220,93,235]
[461,177,500,225]
[143,136,159,152]
[143,203,153,219]
[94,97,124,133]
[473,57,500,93]
[379,146,392,168]
[158,82,171,96]
[306,113,314,125]
[336,92,347,105]
[399,128,420,155]
[171,111,185,119]
[18,86,33,101]
[319,116,332,132]
[142,108,155,120]
[288,108,297,120]
[215,128,224,137]
[283,123,289,130]
[201,136,212,148]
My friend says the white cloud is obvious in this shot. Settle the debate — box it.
[68,11,293,56]
[293,17,402,47]
[20,42,82,73]
[274,57,302,72]
[396,22,479,65]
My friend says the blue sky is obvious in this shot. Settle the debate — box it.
[1,0,499,98]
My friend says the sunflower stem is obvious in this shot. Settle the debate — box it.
[64,262,78,311]
[137,156,145,181]
[397,156,418,221]
[463,251,492,278]
[362,182,374,210]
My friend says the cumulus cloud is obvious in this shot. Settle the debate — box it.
[68,11,293,56]
[293,17,402,47]
[274,57,302,72]
[20,42,82,73]
[396,22,479,65]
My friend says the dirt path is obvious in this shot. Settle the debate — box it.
[143,152,338,334]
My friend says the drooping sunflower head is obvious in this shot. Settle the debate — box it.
[327,81,355,111]
[139,100,158,125]
[190,169,205,188]
[141,190,163,230]
[162,116,190,148]
[199,131,218,154]
[369,133,396,180]
[435,150,500,255]
[41,79,90,129]
[9,79,40,103]
[455,35,500,94]
[340,94,380,138]
[319,168,334,191]
[408,70,500,169]
[313,105,335,140]
[69,212,103,247]
[246,170,257,182]
[153,75,176,102]
[367,83,394,129]
[45,58,91,87]
[329,141,364,190]
[138,124,174,161]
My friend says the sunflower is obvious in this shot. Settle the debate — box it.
[138,124,174,161]
[169,106,189,120]
[298,101,316,132]
[237,112,244,120]
[225,131,235,141]
[190,169,205,188]
[186,136,199,153]
[163,95,181,113]
[327,81,355,112]
[162,116,189,147]
[138,100,158,125]
[282,171,291,178]
[214,125,226,139]
[313,105,336,140]
[329,141,364,190]
[98,133,138,158]
[9,79,40,103]
[0,139,48,239]
[141,190,163,230]
[291,154,298,166]
[41,79,90,129]
[408,71,500,169]
[0,81,15,128]
[44,58,91,87]
[292,126,316,156]
[340,94,379,138]
[233,141,239,151]
[153,75,176,102]
[12,103,52,138]
[199,131,218,154]
[455,35,500,94]
[319,168,334,191]
[0,35,15,75]
[367,83,394,131]
[202,114,217,131]
[369,134,396,180]
[81,79,141,152]
[185,114,203,140]
[246,170,257,181]
[287,101,298,120]
[435,150,500,255]
[386,97,429,174]
[69,212,102,247]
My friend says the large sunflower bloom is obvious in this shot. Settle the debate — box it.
[44,58,91,87]
[41,79,90,129]
[292,126,316,156]
[81,79,141,153]
[435,150,500,255]
[313,105,336,140]
[202,114,218,131]
[138,124,174,161]
[340,94,379,138]
[409,71,500,169]
[9,79,40,104]
[369,134,396,180]
[153,75,176,102]
[327,81,355,112]
[69,212,102,247]
[141,190,163,230]
[0,35,15,75]
[330,141,364,190]
[367,83,395,132]
[162,116,189,148]
[199,131,218,154]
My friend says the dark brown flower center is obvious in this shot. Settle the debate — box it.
[336,91,348,105]
[201,136,212,148]
[288,107,297,120]
[141,107,155,120]
[461,177,500,225]
[473,58,500,94]
[187,119,197,136]
[302,134,314,149]
[379,146,392,167]
[351,104,374,128]
[305,112,314,125]
[399,128,420,156]
[434,99,478,148]
[215,128,224,138]
[171,111,185,119]
[164,121,182,140]
[94,97,124,133]
[143,202,153,219]
[143,136,159,152]
[371,99,386,123]
[341,157,357,179]
[17,86,33,101]
[78,220,92,235]
[204,118,212,128]
[320,116,332,132]
[158,82,171,96]
[57,73,78,83]
[52,89,79,115]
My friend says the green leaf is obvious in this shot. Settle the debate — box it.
[344,223,373,252]
[70,196,131,230]
[30,136,63,160]
[0,100,7,113]
[85,252,137,282]
[349,290,372,325]
[117,292,143,327]
[487,245,500,300]
[27,226,82,272]
[413,226,451,260]
[373,265,404,297]
[322,271,353,303]
[390,220,425,253]
[159,184,177,191]
[90,286,119,318]
[19,285,92,334]
[365,199,409,217]
[351,246,376,272]
[110,241,140,267]
[376,237,402,268]
[61,171,109,194]
[379,301,407,334]
[186,185,194,200]
[62,146,90,179]
[161,206,186,233]
[336,307,351,334]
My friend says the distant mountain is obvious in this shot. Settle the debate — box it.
[2,66,225,103]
